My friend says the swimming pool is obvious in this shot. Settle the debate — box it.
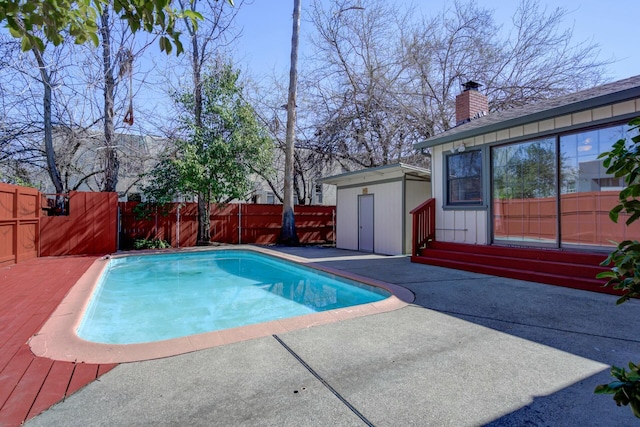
[77,250,390,344]
[29,246,411,363]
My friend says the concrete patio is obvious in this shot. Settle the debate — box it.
[25,246,640,426]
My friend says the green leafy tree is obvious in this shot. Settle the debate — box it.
[594,117,640,418]
[143,62,272,244]
[1,0,233,54]
[493,140,556,200]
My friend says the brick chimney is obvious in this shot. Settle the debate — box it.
[455,81,488,126]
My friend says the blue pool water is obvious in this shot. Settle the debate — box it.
[77,250,389,344]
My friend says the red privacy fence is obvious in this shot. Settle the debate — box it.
[119,202,335,248]
[0,183,40,267]
[493,191,640,246]
[40,191,118,257]
[1,184,335,266]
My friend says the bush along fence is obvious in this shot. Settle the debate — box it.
[118,202,336,250]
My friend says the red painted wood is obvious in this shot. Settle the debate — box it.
[423,248,604,279]
[410,198,435,255]
[0,345,33,409]
[40,192,118,257]
[0,354,54,426]
[97,364,117,377]
[0,183,41,268]
[0,255,116,426]
[412,241,622,296]
[119,202,335,248]
[428,241,607,265]
[66,364,99,397]
[27,361,75,420]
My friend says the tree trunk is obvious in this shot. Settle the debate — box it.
[100,8,119,192]
[278,0,301,246]
[196,196,211,244]
[32,48,64,194]
[189,5,209,243]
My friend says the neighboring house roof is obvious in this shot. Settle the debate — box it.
[320,163,431,186]
[415,74,640,149]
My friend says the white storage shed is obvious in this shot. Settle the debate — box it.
[320,163,431,255]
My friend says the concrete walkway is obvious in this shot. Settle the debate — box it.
[26,247,640,426]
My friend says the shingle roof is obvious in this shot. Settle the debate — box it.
[414,75,640,149]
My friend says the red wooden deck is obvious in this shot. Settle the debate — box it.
[0,256,117,427]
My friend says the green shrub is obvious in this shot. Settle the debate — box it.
[595,363,640,418]
[133,238,170,250]
[595,117,640,418]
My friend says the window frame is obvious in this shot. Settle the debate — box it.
[444,148,484,208]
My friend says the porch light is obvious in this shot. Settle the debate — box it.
[451,143,466,154]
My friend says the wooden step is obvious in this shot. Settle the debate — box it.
[427,241,608,265]
[422,248,605,279]
[412,242,619,295]
[411,255,615,294]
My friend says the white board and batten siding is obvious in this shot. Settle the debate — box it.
[336,182,404,255]
[431,143,487,245]
[430,95,640,246]
[324,163,431,256]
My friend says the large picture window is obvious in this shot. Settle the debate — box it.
[492,138,557,245]
[490,123,640,249]
[446,150,483,206]
[559,125,638,248]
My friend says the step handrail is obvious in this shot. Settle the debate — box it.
[410,198,436,256]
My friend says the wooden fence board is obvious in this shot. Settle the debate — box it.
[0,183,40,267]
[119,202,335,248]
[40,192,118,256]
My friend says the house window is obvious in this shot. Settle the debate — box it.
[446,150,483,206]
[492,137,557,245]
[266,192,275,204]
[559,124,637,247]
[489,123,640,249]
[314,183,323,204]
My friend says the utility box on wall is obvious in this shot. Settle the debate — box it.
[321,163,431,255]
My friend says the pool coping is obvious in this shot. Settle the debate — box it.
[28,246,414,364]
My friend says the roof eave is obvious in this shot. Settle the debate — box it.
[319,162,430,185]
[414,85,640,149]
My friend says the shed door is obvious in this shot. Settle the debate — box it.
[358,194,374,252]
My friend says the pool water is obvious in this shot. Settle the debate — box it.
[77,250,390,344]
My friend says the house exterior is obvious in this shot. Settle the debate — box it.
[249,146,343,206]
[25,128,170,200]
[411,76,640,293]
[321,163,431,255]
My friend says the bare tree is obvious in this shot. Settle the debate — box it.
[277,0,302,245]
[247,75,332,205]
[307,0,422,169]
[30,44,65,193]
[305,0,607,170]
[402,0,608,135]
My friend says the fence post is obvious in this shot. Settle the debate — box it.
[332,208,336,247]
[13,188,18,263]
[117,204,120,251]
[238,204,242,244]
[176,203,181,248]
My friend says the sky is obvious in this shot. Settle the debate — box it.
[230,0,639,82]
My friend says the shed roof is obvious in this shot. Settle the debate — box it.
[320,163,430,186]
[414,74,640,149]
